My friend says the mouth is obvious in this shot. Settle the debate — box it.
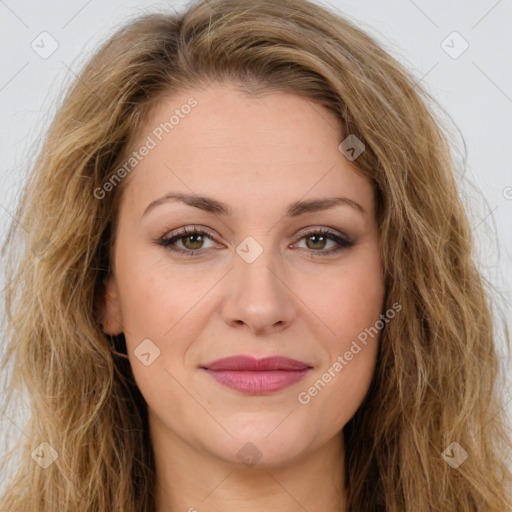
[200,355,313,395]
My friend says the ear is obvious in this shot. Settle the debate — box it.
[99,275,124,335]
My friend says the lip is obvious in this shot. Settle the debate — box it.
[200,355,313,395]
[202,355,312,371]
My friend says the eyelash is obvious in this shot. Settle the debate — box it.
[157,226,354,257]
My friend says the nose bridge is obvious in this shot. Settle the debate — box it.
[221,234,296,333]
[234,233,286,299]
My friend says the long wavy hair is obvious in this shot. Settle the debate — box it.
[1,0,510,510]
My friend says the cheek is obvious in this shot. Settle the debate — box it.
[114,240,212,340]
[298,280,383,436]
[115,261,206,418]
[295,246,384,427]
[305,247,384,345]
[300,343,378,439]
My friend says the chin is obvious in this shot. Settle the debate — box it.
[204,430,309,470]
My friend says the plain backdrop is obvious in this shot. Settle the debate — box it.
[1,0,511,475]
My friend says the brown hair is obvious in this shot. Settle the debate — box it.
[1,0,511,510]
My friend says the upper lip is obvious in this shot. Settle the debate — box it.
[201,355,312,371]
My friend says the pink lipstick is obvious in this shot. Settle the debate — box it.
[201,355,312,395]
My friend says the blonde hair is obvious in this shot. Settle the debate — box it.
[1,0,511,510]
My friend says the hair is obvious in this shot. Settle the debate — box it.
[1,0,511,510]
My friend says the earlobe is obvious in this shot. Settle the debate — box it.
[100,276,124,335]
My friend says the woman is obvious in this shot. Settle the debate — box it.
[1,0,510,510]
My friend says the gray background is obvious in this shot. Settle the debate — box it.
[1,0,511,472]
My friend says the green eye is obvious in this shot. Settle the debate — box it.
[158,226,354,257]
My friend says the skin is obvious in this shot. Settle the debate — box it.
[101,81,385,512]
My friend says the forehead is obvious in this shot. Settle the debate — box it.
[119,82,373,216]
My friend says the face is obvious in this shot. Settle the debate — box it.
[101,81,385,469]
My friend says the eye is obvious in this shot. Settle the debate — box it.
[292,227,354,257]
[157,226,219,256]
[157,226,354,257]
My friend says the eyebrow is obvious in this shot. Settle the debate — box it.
[142,192,366,218]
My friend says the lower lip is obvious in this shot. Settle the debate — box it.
[202,369,311,395]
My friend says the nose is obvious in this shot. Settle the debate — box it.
[220,243,296,336]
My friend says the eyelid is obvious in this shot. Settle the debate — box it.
[298,225,349,239]
[160,225,220,245]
